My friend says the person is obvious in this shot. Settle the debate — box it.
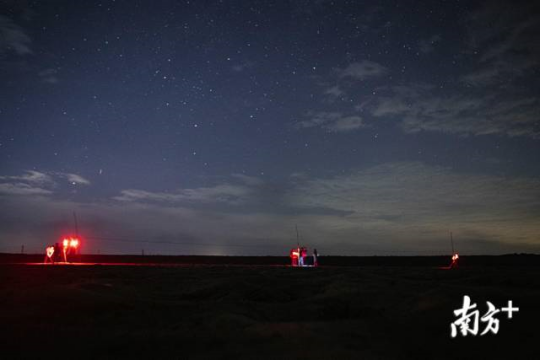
[313,248,318,267]
[450,253,459,269]
[53,242,61,262]
[298,247,304,267]
[44,246,55,264]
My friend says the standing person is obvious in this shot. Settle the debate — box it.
[53,243,61,262]
[313,248,318,267]
[450,253,459,269]
[44,246,55,264]
[298,247,304,267]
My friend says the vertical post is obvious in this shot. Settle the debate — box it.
[73,211,79,236]
[21,245,24,254]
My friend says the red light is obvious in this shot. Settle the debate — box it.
[70,238,79,248]
[63,239,69,248]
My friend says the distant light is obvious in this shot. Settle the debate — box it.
[70,238,79,248]
[63,239,69,248]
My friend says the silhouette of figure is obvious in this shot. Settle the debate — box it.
[450,253,459,269]
[313,248,318,267]
[44,246,55,264]
[53,243,61,262]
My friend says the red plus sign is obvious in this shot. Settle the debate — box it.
[501,300,519,319]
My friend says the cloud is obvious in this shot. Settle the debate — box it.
[0,192,300,255]
[1,165,539,255]
[0,170,54,185]
[327,116,364,132]
[62,173,91,185]
[363,5,540,139]
[369,84,540,138]
[287,162,540,250]
[459,65,503,87]
[0,170,90,196]
[0,182,52,196]
[324,85,344,98]
[460,1,540,87]
[112,174,350,218]
[114,183,255,205]
[337,60,388,80]
[0,171,54,196]
[306,1,539,140]
[297,112,365,132]
[0,15,32,55]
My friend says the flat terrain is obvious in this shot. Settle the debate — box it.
[1,262,538,359]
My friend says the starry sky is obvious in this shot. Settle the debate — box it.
[1,0,539,255]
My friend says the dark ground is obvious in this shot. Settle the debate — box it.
[0,255,539,359]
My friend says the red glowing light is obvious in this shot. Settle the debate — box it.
[70,238,79,248]
[63,239,69,248]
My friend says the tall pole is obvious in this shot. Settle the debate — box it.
[73,211,79,236]
[73,211,80,256]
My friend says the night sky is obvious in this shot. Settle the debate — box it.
[1,0,539,255]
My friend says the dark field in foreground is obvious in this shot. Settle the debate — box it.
[1,263,538,359]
